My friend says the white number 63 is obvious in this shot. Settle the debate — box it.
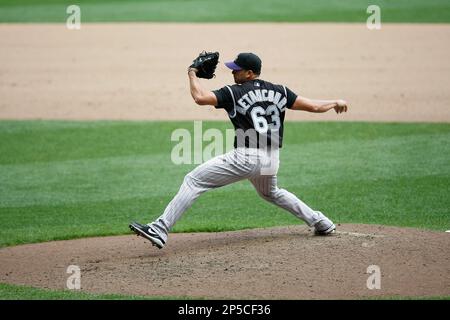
[250,105,280,134]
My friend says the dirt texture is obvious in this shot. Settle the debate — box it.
[0,224,449,299]
[0,23,449,122]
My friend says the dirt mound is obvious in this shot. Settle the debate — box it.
[1,224,449,299]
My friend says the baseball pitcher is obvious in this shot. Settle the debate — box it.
[130,52,348,249]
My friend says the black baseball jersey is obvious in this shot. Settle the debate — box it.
[213,79,297,149]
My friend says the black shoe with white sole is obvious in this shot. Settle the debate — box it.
[129,221,165,249]
[314,219,336,236]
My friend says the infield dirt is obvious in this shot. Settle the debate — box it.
[0,224,449,299]
[0,23,449,122]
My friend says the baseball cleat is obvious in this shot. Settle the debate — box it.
[129,221,165,249]
[313,219,336,236]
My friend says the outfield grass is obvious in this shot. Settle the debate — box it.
[0,282,448,300]
[0,0,450,23]
[0,283,450,300]
[0,120,449,248]
[0,283,193,300]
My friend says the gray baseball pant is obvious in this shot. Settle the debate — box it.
[149,148,327,243]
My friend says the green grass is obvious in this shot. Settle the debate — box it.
[0,283,193,300]
[0,0,450,23]
[0,120,449,248]
[0,120,449,301]
[0,282,448,300]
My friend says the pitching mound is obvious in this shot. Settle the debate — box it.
[0,224,449,299]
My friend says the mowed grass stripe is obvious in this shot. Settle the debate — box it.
[2,173,446,246]
[0,120,448,247]
[1,131,448,207]
[0,282,447,300]
[0,283,194,300]
[1,120,448,164]
[0,0,450,22]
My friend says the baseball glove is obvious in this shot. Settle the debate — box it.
[189,51,220,79]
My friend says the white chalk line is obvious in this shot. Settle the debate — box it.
[335,231,385,238]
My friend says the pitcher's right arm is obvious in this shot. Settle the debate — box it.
[291,96,348,114]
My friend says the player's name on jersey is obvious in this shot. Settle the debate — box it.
[236,89,288,115]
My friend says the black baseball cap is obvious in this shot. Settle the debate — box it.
[225,52,262,74]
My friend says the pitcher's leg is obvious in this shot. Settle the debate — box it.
[149,171,208,243]
[149,149,258,243]
[249,175,333,228]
